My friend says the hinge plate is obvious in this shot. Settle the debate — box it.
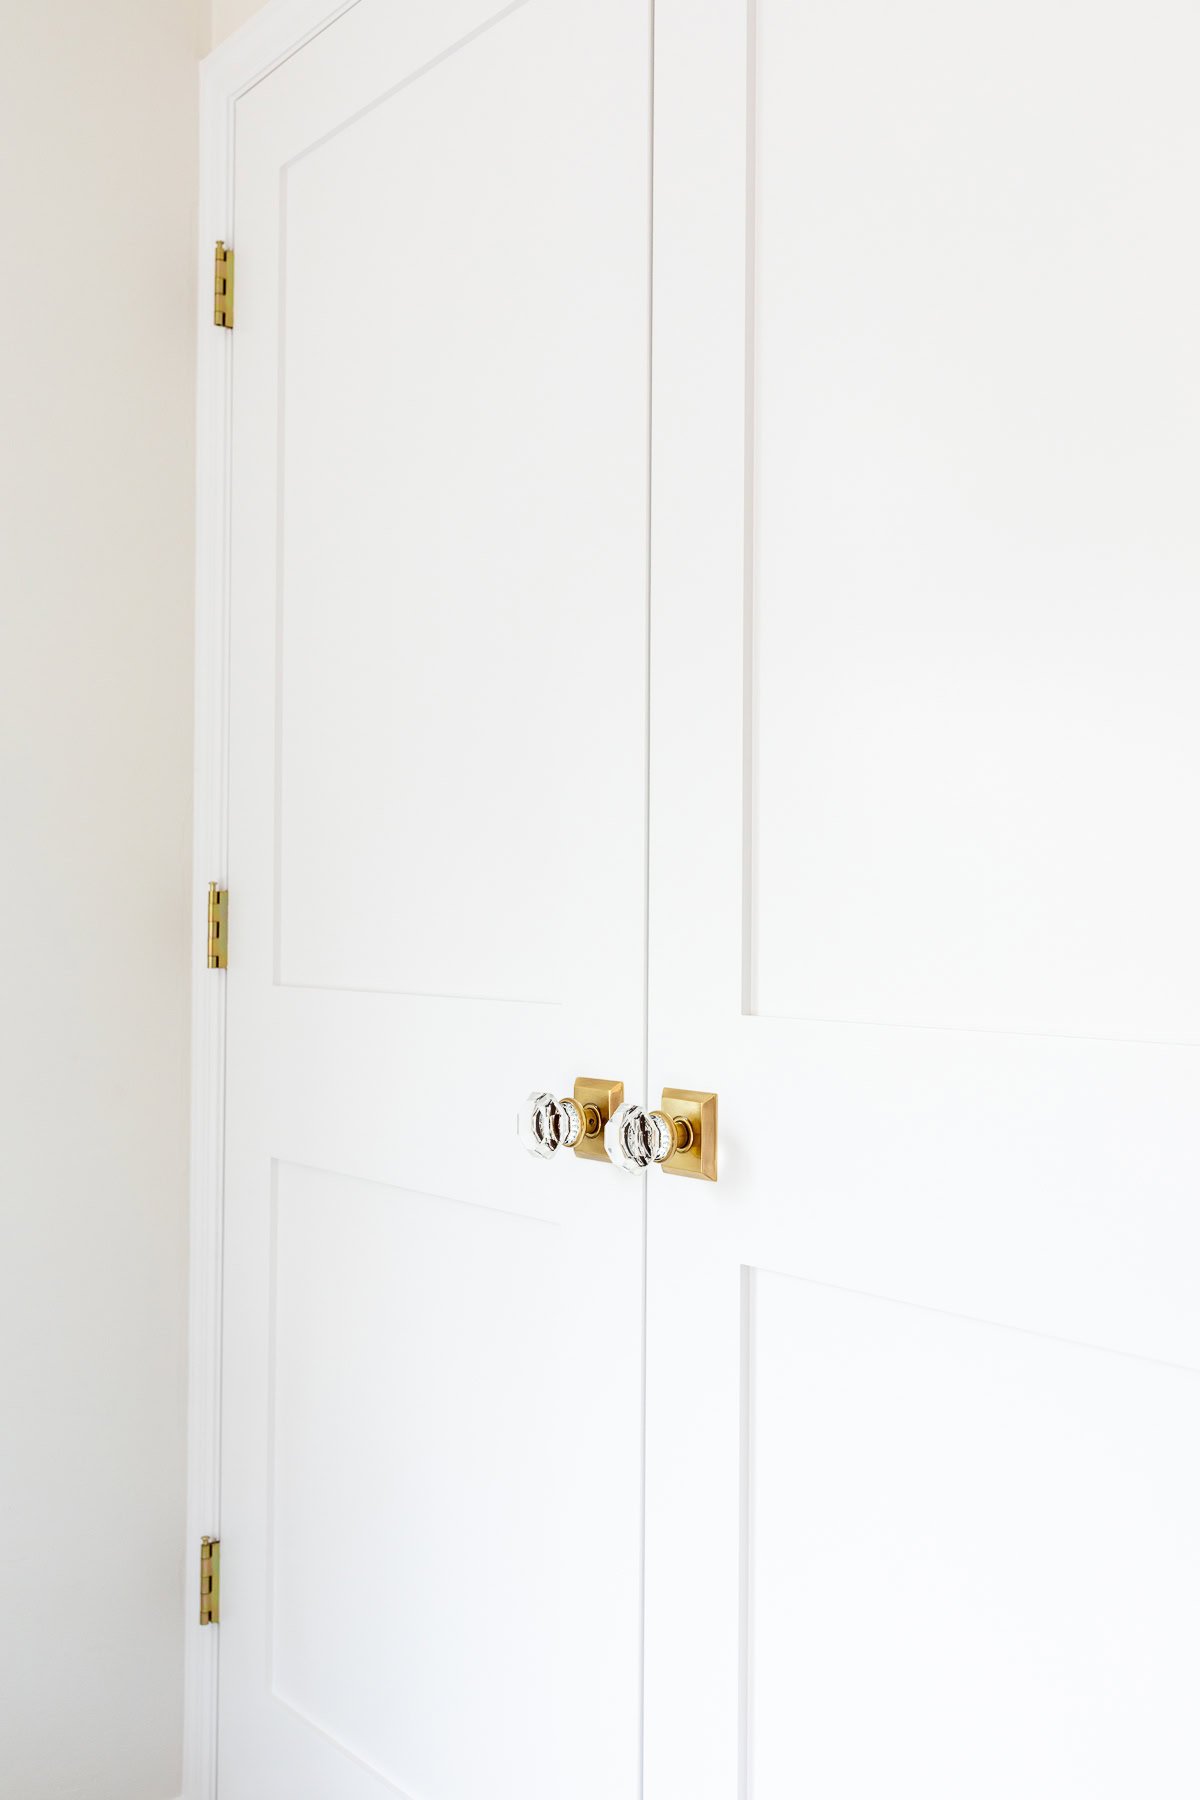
[659,1088,719,1183]
[200,1536,220,1626]
[207,883,228,970]
[572,1077,625,1162]
[214,240,234,329]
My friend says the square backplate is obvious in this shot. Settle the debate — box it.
[661,1088,718,1182]
[573,1077,624,1161]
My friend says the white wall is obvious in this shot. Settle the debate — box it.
[210,0,269,46]
[0,4,203,1797]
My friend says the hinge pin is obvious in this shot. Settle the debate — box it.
[199,1536,221,1626]
[214,240,234,329]
[207,882,228,970]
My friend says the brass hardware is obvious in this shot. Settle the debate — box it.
[207,883,227,970]
[199,1537,220,1626]
[658,1088,718,1182]
[214,241,234,329]
[605,1088,718,1180]
[571,1077,625,1163]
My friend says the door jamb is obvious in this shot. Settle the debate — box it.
[186,5,362,1795]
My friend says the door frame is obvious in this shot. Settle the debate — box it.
[186,7,365,1796]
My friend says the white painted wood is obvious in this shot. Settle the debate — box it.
[193,20,387,1792]
[197,4,1200,1796]
[267,1163,582,1793]
[645,0,1200,1794]
[746,0,1200,1043]
[190,11,330,1791]
[191,0,374,1737]
[208,1,652,1796]
[746,1274,1199,1797]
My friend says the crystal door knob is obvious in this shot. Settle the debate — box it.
[604,1103,681,1172]
[604,1088,718,1182]
[518,1091,590,1159]
[518,1078,625,1164]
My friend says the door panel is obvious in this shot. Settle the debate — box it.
[746,1273,1199,1799]
[277,38,594,1001]
[270,1162,562,1798]
[646,0,1200,1793]
[748,0,1200,1041]
[219,2,652,1795]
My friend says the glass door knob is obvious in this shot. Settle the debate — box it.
[517,1078,625,1164]
[604,1089,718,1181]
[518,1091,590,1158]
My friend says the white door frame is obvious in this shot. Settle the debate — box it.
[186,7,366,1796]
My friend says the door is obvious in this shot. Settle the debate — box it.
[218,2,651,1795]
[645,2,1200,1796]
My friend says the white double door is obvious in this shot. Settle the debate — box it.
[217,1,1200,1796]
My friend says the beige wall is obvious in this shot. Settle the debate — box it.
[209,0,271,47]
[0,3,202,1797]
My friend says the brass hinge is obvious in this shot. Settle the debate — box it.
[214,240,234,329]
[200,1536,221,1626]
[207,883,228,970]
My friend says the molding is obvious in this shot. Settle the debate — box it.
[185,7,366,1795]
[202,0,361,90]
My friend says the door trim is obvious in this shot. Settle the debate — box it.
[186,7,366,1797]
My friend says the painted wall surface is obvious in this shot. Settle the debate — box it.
[210,0,271,46]
[0,3,203,1796]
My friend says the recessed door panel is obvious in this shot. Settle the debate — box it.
[270,1162,562,1799]
[747,0,1200,1039]
[276,12,619,1000]
[746,1270,1200,1798]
